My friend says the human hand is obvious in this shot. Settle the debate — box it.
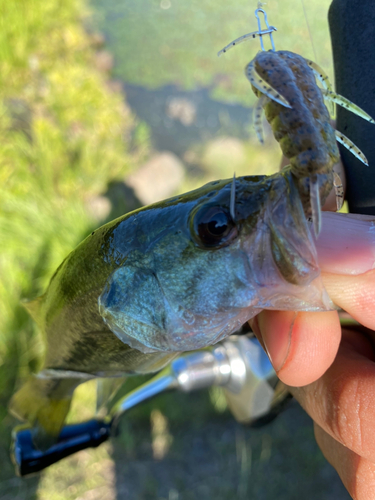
[249,211,375,499]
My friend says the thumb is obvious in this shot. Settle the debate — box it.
[249,211,375,387]
[249,309,341,387]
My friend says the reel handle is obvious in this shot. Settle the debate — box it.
[11,419,111,476]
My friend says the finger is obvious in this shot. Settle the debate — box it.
[249,309,341,387]
[317,212,375,276]
[322,270,375,331]
[290,329,375,463]
[248,212,375,388]
[314,423,375,500]
[316,212,375,331]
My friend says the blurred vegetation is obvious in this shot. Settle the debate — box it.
[0,0,145,422]
[91,0,333,105]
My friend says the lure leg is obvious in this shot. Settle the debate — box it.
[253,95,268,144]
[323,89,375,124]
[333,171,344,211]
[305,59,333,91]
[217,27,276,57]
[335,130,369,166]
[245,60,291,108]
[304,58,335,116]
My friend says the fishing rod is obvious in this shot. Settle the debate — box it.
[329,0,375,216]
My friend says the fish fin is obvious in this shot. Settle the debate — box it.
[22,296,44,328]
[96,377,126,413]
[9,375,76,449]
[230,173,236,221]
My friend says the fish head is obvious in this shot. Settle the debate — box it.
[99,172,330,354]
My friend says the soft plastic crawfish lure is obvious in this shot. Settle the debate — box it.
[218,7,374,234]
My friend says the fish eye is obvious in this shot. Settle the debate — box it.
[191,205,238,247]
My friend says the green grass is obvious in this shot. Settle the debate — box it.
[0,2,151,494]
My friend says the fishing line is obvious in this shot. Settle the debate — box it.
[300,0,318,63]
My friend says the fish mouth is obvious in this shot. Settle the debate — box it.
[239,173,332,313]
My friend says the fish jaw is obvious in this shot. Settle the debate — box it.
[99,174,332,354]
[242,171,332,312]
[98,239,261,353]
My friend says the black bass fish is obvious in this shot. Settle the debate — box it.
[9,169,330,444]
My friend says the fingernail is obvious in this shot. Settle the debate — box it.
[317,212,375,275]
[248,316,265,351]
[257,311,296,372]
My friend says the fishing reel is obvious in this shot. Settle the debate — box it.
[11,332,290,476]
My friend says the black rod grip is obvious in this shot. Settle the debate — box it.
[329,0,375,215]
[11,419,111,476]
